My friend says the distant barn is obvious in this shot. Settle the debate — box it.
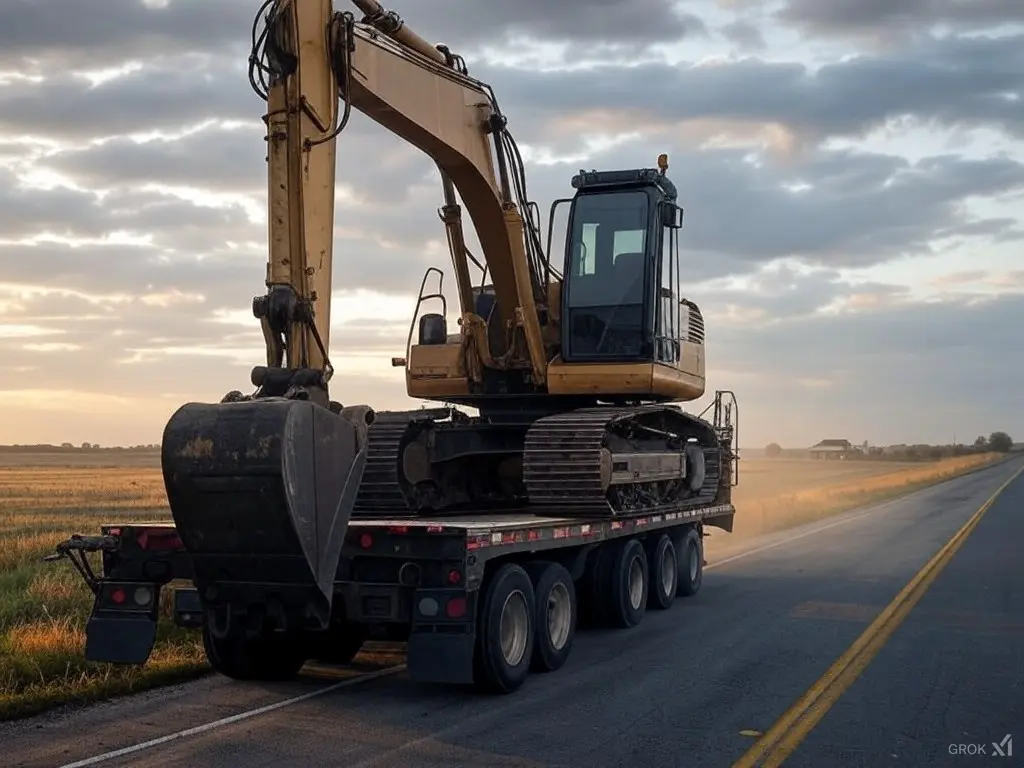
[809,439,856,460]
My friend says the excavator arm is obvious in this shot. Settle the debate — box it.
[158,0,557,639]
[250,0,552,402]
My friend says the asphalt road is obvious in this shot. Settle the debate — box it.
[4,456,1022,768]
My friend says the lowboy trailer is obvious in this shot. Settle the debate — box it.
[46,394,738,695]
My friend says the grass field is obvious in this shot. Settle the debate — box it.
[719,452,1003,542]
[0,449,1004,720]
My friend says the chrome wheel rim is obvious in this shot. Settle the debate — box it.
[662,546,676,596]
[628,557,644,609]
[546,582,572,650]
[500,589,530,666]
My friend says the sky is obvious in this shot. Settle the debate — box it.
[0,0,1022,450]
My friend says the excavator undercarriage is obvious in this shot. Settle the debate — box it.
[352,400,736,520]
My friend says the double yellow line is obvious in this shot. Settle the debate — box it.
[733,462,1024,768]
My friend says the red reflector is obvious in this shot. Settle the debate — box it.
[447,569,461,584]
[359,533,373,549]
[445,596,467,618]
[111,588,126,604]
[137,530,182,551]
[388,525,409,534]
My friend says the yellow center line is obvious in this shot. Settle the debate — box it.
[733,463,1024,768]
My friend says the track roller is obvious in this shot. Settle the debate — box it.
[645,533,678,610]
[474,563,536,694]
[524,561,577,673]
[674,526,704,597]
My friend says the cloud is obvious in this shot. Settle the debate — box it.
[700,284,1024,446]
[0,0,703,74]
[414,0,708,48]
[776,0,1024,43]
[0,58,258,141]
[720,20,767,51]
[0,0,253,70]
[470,33,1024,146]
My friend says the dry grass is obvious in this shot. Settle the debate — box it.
[718,452,1004,545]
[0,449,1005,720]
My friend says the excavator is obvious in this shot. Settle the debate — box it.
[159,0,736,650]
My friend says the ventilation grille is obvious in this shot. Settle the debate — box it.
[681,299,705,345]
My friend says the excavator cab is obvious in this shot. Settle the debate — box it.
[546,162,707,403]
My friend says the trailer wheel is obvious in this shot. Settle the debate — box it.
[474,563,536,694]
[524,561,576,673]
[202,620,306,681]
[606,538,648,628]
[646,533,677,610]
[676,527,704,597]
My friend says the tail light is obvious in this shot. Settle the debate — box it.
[445,597,467,618]
[136,530,182,551]
[99,582,158,611]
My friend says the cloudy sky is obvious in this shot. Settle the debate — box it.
[1,0,1022,449]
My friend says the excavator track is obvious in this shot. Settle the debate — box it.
[522,405,723,517]
[352,408,453,517]
[351,411,418,517]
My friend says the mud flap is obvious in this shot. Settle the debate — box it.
[161,398,365,627]
[86,614,158,665]
[84,581,162,664]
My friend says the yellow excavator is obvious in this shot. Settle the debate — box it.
[160,0,736,633]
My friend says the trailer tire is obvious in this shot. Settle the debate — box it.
[676,526,704,597]
[606,538,648,629]
[581,545,614,626]
[202,621,306,681]
[646,533,677,610]
[474,563,536,694]
[524,561,576,673]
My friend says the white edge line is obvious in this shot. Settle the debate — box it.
[59,665,407,768]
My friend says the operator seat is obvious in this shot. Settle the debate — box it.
[613,252,646,304]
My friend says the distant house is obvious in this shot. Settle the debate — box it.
[809,439,857,460]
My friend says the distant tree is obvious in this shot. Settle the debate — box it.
[765,442,782,458]
[988,432,1013,453]
[81,442,91,449]
[974,436,987,449]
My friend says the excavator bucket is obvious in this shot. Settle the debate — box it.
[160,398,365,629]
